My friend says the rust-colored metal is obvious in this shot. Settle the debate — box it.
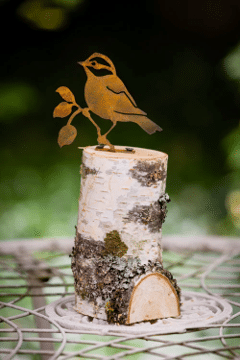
[54,53,162,152]
[94,146,136,154]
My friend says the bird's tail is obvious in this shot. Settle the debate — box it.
[131,115,162,134]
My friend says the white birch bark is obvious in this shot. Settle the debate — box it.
[73,145,180,324]
[77,145,168,264]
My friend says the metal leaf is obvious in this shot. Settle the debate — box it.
[58,125,77,147]
[53,102,73,118]
[56,86,76,103]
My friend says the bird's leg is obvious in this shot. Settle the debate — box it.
[103,122,117,137]
[97,134,115,152]
[99,121,117,152]
[81,108,115,151]
[82,108,102,138]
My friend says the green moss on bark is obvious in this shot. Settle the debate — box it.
[103,230,128,257]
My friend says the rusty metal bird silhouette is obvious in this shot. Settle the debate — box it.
[54,53,162,152]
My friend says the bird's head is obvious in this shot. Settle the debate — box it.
[78,53,116,76]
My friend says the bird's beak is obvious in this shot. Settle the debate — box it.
[78,61,85,66]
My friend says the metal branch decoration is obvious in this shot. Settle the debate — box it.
[54,53,162,152]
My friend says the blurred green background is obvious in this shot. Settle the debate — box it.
[0,0,240,240]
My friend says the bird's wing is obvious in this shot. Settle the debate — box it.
[106,76,147,116]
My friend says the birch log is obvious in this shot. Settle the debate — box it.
[71,145,181,324]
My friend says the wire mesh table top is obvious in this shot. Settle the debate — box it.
[0,235,240,360]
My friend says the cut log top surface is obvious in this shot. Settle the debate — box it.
[81,145,168,161]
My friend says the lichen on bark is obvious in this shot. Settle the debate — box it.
[158,193,171,225]
[123,193,171,233]
[71,231,180,324]
[129,160,167,187]
[80,163,98,180]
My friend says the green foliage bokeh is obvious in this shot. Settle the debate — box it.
[0,0,240,240]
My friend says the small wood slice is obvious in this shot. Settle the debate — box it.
[127,273,180,324]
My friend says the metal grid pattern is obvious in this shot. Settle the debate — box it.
[0,236,240,360]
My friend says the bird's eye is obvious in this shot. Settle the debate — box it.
[91,61,97,66]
